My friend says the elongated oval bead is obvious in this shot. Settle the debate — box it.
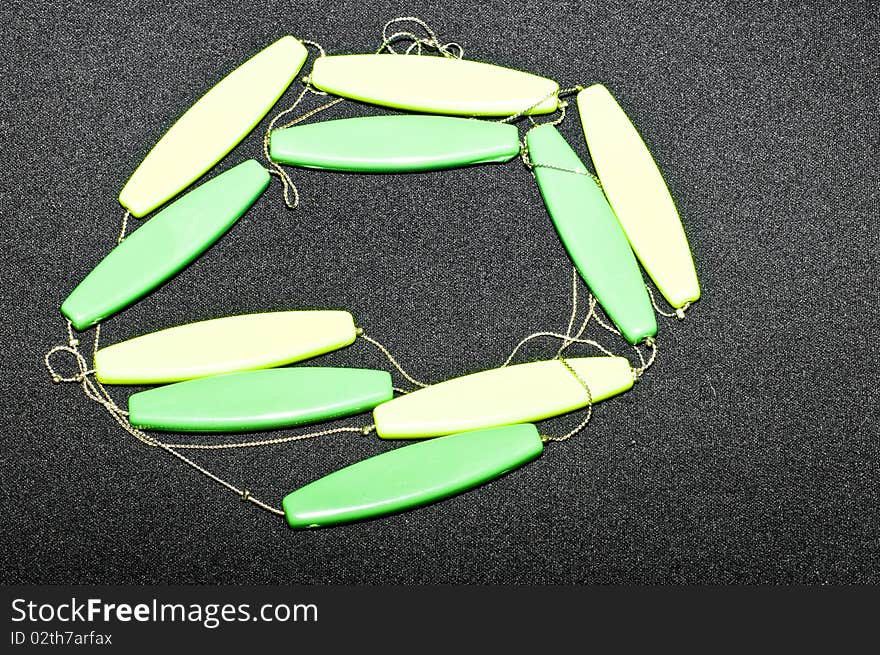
[577,84,700,309]
[373,357,633,439]
[94,310,356,384]
[271,115,520,172]
[119,36,307,217]
[283,424,543,528]
[310,54,559,116]
[61,160,270,331]
[128,367,392,432]
[526,125,657,344]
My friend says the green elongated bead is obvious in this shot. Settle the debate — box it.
[129,367,393,432]
[271,115,520,172]
[283,424,543,528]
[61,160,269,331]
[526,125,657,344]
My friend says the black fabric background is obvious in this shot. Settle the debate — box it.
[1,0,877,584]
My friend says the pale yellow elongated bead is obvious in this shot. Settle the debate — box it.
[373,357,634,439]
[577,84,700,309]
[310,54,559,116]
[119,36,307,217]
[94,311,356,384]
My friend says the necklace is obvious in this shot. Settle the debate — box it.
[45,17,700,529]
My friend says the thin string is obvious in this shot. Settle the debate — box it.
[502,260,659,381]
[501,330,618,367]
[163,424,370,450]
[542,357,595,443]
[117,211,130,244]
[299,38,326,59]
[556,267,604,359]
[633,337,658,377]
[503,266,610,367]
[558,266,581,354]
[262,87,307,209]
[646,285,691,320]
[376,17,464,59]
[155,441,283,516]
[516,111,605,187]
[499,84,583,126]
[262,92,344,209]
[494,270,598,442]
[557,293,597,359]
[262,40,344,209]
[357,328,429,389]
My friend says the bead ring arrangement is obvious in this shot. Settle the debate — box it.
[46,18,701,528]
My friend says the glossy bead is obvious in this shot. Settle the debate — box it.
[577,84,700,309]
[119,36,306,217]
[271,115,520,172]
[61,160,269,331]
[310,54,558,116]
[129,367,393,432]
[373,357,634,439]
[527,124,657,344]
[283,424,543,528]
[94,311,357,384]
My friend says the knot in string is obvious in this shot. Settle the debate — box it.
[377,17,464,59]
[631,336,658,381]
[45,345,92,384]
[45,320,97,384]
[43,321,160,448]
[645,286,693,320]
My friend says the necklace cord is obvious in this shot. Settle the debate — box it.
[543,357,595,442]
[646,285,692,320]
[376,17,464,59]
[357,328,429,391]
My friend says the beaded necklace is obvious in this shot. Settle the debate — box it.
[46,18,700,529]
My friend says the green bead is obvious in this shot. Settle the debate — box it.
[271,115,520,172]
[526,125,657,344]
[282,424,543,528]
[129,367,392,432]
[61,160,269,331]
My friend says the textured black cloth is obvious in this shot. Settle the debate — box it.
[1,1,877,584]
